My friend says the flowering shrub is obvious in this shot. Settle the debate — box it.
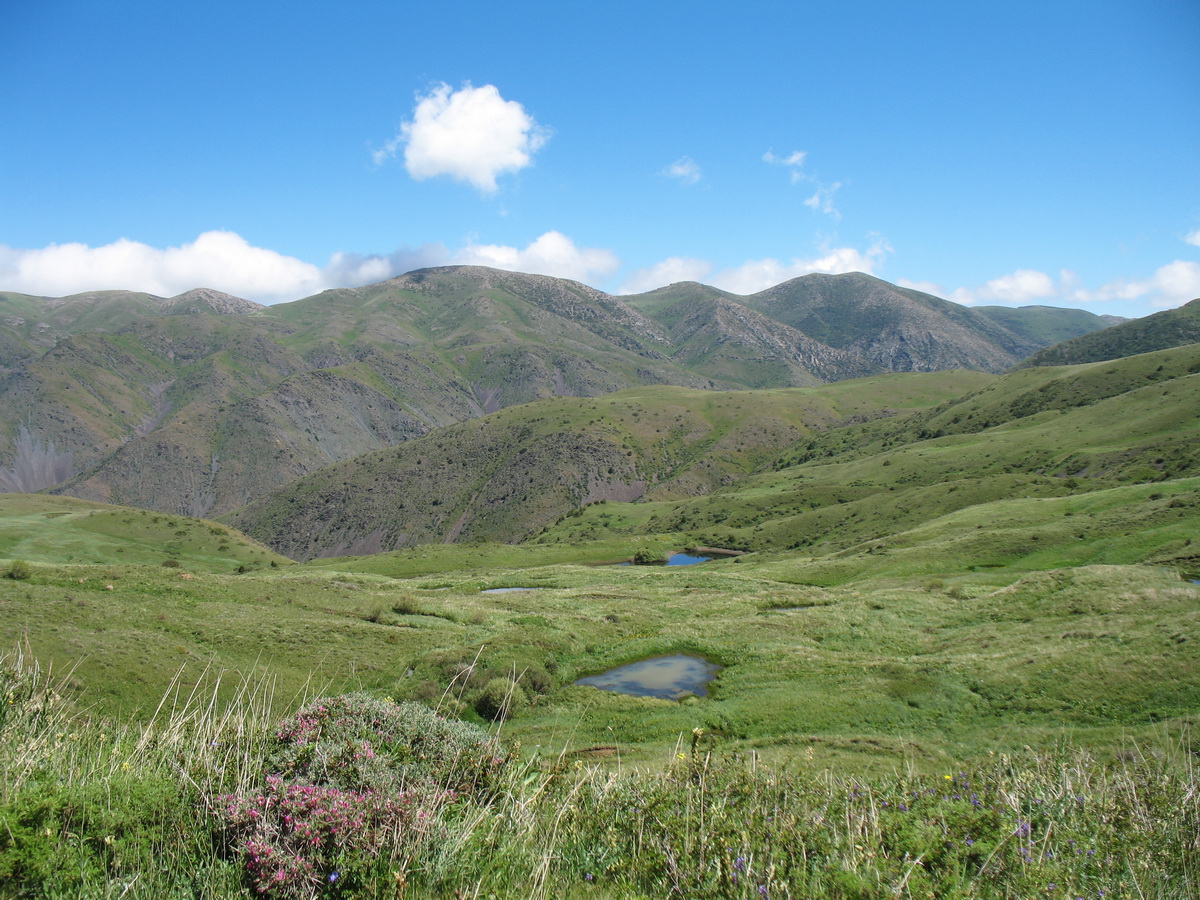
[220,774,447,897]
[268,693,512,795]
[219,693,514,897]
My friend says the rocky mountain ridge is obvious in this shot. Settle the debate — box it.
[0,266,1121,517]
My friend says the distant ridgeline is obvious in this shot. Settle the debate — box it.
[0,266,1154,532]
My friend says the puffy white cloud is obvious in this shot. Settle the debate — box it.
[1083,260,1200,309]
[967,268,1058,304]
[661,156,701,184]
[943,261,1200,314]
[374,83,549,193]
[322,244,452,287]
[454,231,619,283]
[707,239,893,295]
[1184,229,1200,248]
[0,231,324,304]
[0,230,623,302]
[618,257,713,294]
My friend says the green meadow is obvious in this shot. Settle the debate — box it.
[2,346,1199,896]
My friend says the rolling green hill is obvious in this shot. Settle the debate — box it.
[0,493,288,572]
[1,344,1197,778]
[1018,296,1200,367]
[224,372,990,559]
[539,344,1200,561]
[1,267,1118,519]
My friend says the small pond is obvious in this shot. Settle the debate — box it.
[616,552,717,567]
[575,654,722,700]
[480,587,544,594]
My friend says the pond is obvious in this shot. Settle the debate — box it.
[480,587,544,594]
[575,654,722,700]
[616,552,721,567]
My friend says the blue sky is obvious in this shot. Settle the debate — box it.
[2,0,1197,317]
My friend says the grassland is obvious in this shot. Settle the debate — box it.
[2,342,1199,896]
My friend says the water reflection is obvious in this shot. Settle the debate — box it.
[575,654,721,699]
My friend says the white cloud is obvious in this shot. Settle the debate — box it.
[955,268,1058,305]
[707,239,893,295]
[942,261,1200,315]
[1081,260,1200,309]
[374,82,549,193]
[763,149,806,170]
[0,231,324,304]
[0,230,623,302]
[323,244,452,287]
[454,231,619,283]
[803,181,842,217]
[661,156,701,184]
[763,148,842,215]
[1184,229,1200,248]
[618,257,713,294]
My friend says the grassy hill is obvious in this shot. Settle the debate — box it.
[1018,297,1200,367]
[1,267,1119,519]
[224,372,990,559]
[0,494,288,572]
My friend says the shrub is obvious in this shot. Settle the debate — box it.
[391,595,422,615]
[220,694,514,898]
[161,559,181,568]
[266,693,511,795]
[6,560,31,580]
[219,775,433,898]
[632,549,663,565]
[474,678,528,722]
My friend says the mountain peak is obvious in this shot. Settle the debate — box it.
[162,288,263,315]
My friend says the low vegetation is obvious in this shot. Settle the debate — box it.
[2,646,1195,898]
[1,329,1198,894]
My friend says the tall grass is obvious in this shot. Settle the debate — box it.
[1,644,1196,898]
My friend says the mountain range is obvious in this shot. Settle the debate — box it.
[0,267,1124,520]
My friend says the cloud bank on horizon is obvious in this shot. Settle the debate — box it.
[5,225,1197,311]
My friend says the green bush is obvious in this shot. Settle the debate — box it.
[6,560,31,581]
[474,677,528,722]
[266,693,512,794]
[0,773,199,895]
[632,549,663,565]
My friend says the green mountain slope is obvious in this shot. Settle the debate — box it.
[540,344,1200,566]
[0,266,1121,518]
[973,304,1126,348]
[622,281,879,385]
[225,373,988,559]
[1018,297,1200,367]
[743,273,1037,371]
